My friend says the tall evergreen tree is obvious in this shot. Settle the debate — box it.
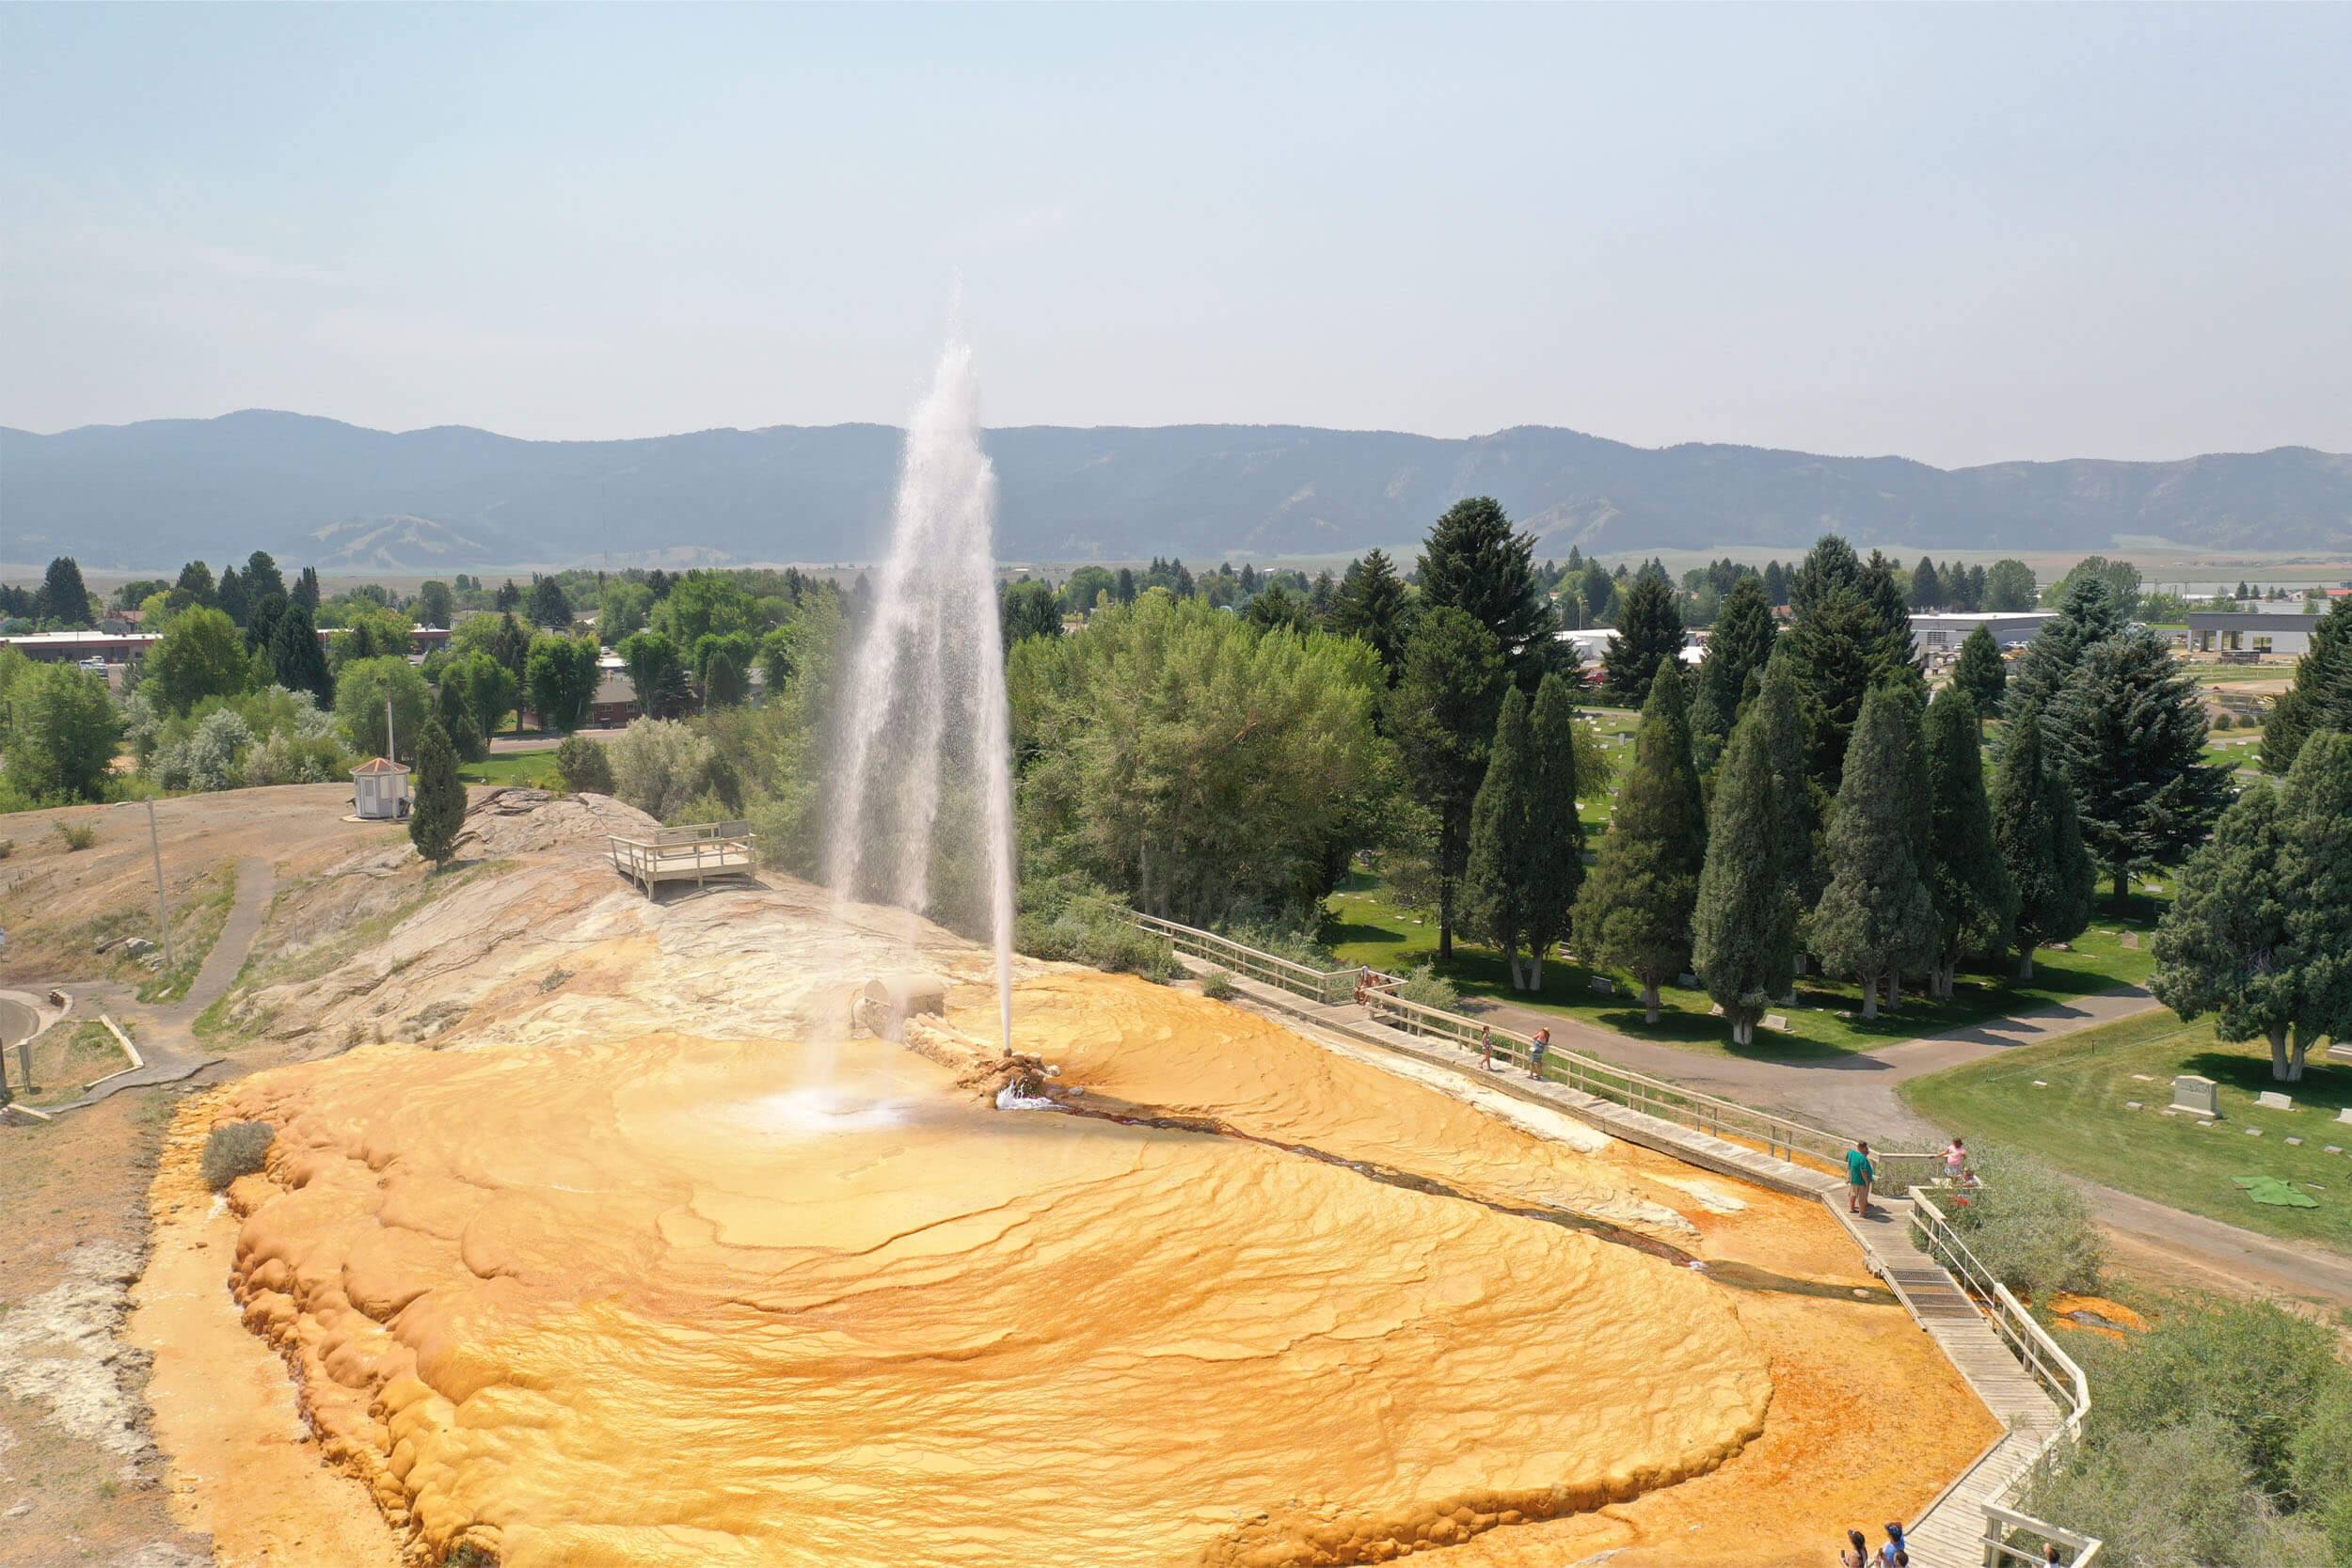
[293,565,321,613]
[1911,557,1946,610]
[1993,699,2095,977]
[1416,497,1554,689]
[1600,573,1684,706]
[1788,534,1863,614]
[1328,548,1418,679]
[1951,625,2008,726]
[1114,566,1136,605]
[1923,689,2016,998]
[1861,551,1920,677]
[1463,688,1537,988]
[1761,560,1788,607]
[703,648,748,708]
[37,556,92,625]
[1962,563,1988,612]
[2053,626,2230,906]
[2152,781,2299,1078]
[435,678,485,762]
[1690,574,1775,769]
[1756,650,1821,924]
[2274,730,2352,1081]
[173,560,216,608]
[267,601,332,704]
[243,549,285,603]
[2010,575,2122,720]
[1805,683,1938,1019]
[1693,695,1798,1044]
[1519,673,1585,989]
[1388,608,1508,959]
[2261,597,2352,775]
[245,591,285,655]
[407,719,466,866]
[1573,664,1705,1022]
[1580,560,1615,625]
[528,575,574,630]
[216,564,249,626]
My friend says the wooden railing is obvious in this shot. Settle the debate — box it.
[1121,909,1924,1176]
[1979,1503,2102,1568]
[607,821,756,895]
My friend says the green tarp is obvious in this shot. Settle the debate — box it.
[2233,1175,2321,1209]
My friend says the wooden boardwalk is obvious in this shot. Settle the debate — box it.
[1838,1198,2068,1564]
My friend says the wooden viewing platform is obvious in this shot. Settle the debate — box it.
[607,821,756,896]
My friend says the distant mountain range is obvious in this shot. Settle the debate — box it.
[4,410,2347,571]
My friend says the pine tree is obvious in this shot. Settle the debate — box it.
[1805,683,1938,1019]
[2052,626,2230,906]
[1690,574,1775,770]
[2152,783,2298,1079]
[2275,730,2352,1081]
[1951,625,2007,726]
[529,575,574,630]
[1580,560,1615,625]
[1416,497,1554,689]
[293,566,321,612]
[704,649,747,708]
[1573,664,1705,1022]
[407,719,466,866]
[38,556,92,626]
[1993,699,2095,977]
[1463,688,1537,988]
[244,550,285,602]
[1788,534,1862,615]
[267,601,333,704]
[1861,551,1920,678]
[1911,557,1945,610]
[1519,673,1585,989]
[1388,608,1508,959]
[1328,548,1418,680]
[2262,597,2352,775]
[1923,689,2016,998]
[2010,576,2122,720]
[1693,695,1797,1044]
[216,563,248,626]
[1601,573,1685,707]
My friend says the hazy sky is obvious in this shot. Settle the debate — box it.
[4,4,2347,467]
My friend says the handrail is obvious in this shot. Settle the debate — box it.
[1119,908,1931,1174]
[1980,1503,2102,1568]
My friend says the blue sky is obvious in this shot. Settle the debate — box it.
[3,3,2346,466]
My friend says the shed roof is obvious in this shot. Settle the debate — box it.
[353,756,411,775]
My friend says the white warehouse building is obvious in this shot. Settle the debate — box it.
[1908,611,2058,657]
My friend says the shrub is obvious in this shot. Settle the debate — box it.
[55,819,98,851]
[554,734,614,795]
[200,1120,276,1190]
[2212,711,2236,732]
[1391,962,1460,1009]
[1015,874,1178,981]
[607,719,716,822]
[1944,1143,2102,1298]
[1200,969,1236,1000]
[1221,919,1335,968]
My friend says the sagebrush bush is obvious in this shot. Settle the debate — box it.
[1391,962,1461,1009]
[554,734,615,795]
[1200,969,1236,1000]
[1221,920,1335,968]
[1945,1143,2103,1298]
[55,820,98,851]
[200,1120,275,1191]
[1015,873,1178,981]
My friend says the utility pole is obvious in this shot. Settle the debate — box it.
[146,799,176,972]
[385,694,396,762]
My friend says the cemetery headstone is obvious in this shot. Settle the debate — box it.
[2256,1090,2293,1112]
[2171,1075,2220,1117]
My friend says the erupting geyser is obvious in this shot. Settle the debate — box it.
[826,332,1019,1052]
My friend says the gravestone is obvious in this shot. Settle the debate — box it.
[2125,1101,2142,1110]
[1677,972,1700,989]
[2286,1137,2303,1147]
[2121,931,2140,949]
[1707,1003,1724,1017]
[2256,1090,2293,1112]
[1589,976,1613,995]
[2171,1075,2220,1117]
[2338,1107,2352,1125]
[1763,1014,1790,1032]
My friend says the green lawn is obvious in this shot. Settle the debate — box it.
[1322,869,2158,1061]
[458,749,564,788]
[1902,1010,2352,1254]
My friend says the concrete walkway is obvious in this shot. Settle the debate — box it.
[51,856,276,1111]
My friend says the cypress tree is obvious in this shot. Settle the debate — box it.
[2262,597,2352,774]
[1756,650,1821,924]
[1388,608,1508,959]
[1993,699,2095,977]
[407,719,466,866]
[216,563,249,627]
[1601,573,1685,707]
[2151,783,2297,1079]
[1805,683,1938,1019]
[2052,626,2230,907]
[1572,664,1704,1022]
[1691,574,1775,771]
[1923,688,2016,998]
[435,678,485,762]
[1911,556,1945,610]
[267,601,333,705]
[1463,688,1537,988]
[2010,575,2122,720]
[1693,696,1797,1044]
[1951,624,2007,726]
[1519,673,1585,989]
[1416,497,1554,689]
[704,650,748,708]
[293,565,321,612]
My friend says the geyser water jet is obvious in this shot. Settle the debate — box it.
[826,334,1019,1053]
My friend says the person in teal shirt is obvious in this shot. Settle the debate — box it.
[1846,1140,1876,1215]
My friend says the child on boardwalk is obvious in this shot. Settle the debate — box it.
[1527,1027,1550,1081]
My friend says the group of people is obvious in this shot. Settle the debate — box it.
[1474,1023,1550,1079]
[1848,1135,1978,1215]
[1837,1523,1910,1567]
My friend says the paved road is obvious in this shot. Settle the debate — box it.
[0,996,35,1051]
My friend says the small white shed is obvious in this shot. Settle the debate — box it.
[353,756,412,820]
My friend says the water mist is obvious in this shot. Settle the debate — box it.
[825,335,1019,1053]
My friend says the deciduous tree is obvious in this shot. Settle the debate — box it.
[1000,578,1063,645]
[1573,664,1705,1022]
[1983,559,2037,612]
[1,663,119,802]
[525,634,601,732]
[148,607,256,715]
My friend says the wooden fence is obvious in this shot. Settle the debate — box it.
[607,821,757,896]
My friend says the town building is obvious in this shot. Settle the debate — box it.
[1908,611,2058,657]
[2185,611,2320,657]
